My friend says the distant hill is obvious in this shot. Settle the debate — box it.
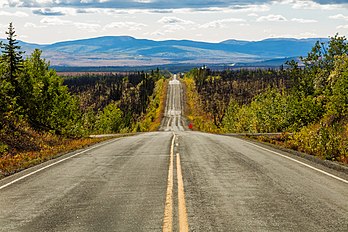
[1,36,328,68]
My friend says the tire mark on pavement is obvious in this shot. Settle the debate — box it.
[177,153,189,232]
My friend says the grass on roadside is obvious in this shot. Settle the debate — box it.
[0,121,131,179]
[0,134,110,179]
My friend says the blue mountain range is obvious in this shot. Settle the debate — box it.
[1,36,328,67]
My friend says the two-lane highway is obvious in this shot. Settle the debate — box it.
[1,74,348,231]
[160,74,185,132]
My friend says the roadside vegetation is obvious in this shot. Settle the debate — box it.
[184,34,348,164]
[183,77,219,133]
[0,23,167,177]
[62,68,165,134]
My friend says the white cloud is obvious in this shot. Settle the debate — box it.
[1,0,272,9]
[76,8,101,14]
[337,24,348,29]
[0,0,8,7]
[104,22,147,31]
[149,31,164,36]
[74,22,101,32]
[0,10,28,17]
[200,18,246,28]
[39,16,101,32]
[231,4,270,13]
[267,31,319,39]
[274,0,341,10]
[158,16,194,25]
[104,9,153,15]
[156,17,195,33]
[31,7,78,16]
[80,0,98,3]
[257,14,287,22]
[40,17,71,25]
[1,0,345,43]
[330,14,348,20]
[134,0,153,3]
[291,18,317,23]
[290,0,340,10]
[163,24,186,32]
[24,22,47,28]
[298,32,319,38]
[193,4,270,13]
[36,0,54,4]
[248,13,258,17]
[32,8,65,15]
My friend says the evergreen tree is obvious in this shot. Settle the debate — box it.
[0,59,16,129]
[2,22,24,90]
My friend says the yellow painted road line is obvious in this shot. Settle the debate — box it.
[163,133,176,232]
[176,153,189,232]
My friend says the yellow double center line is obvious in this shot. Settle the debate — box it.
[163,133,189,232]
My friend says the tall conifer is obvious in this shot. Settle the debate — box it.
[2,22,24,89]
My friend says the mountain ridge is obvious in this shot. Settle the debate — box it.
[0,36,328,67]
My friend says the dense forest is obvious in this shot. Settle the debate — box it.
[0,23,166,176]
[185,34,348,163]
[62,70,165,133]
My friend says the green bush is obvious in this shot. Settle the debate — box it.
[95,102,123,134]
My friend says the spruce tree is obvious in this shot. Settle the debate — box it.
[2,22,24,89]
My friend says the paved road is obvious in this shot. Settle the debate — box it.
[1,75,348,231]
[179,132,348,231]
[160,74,185,132]
[0,133,172,231]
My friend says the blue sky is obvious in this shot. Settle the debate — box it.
[0,0,348,43]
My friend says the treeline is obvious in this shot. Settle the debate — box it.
[0,23,165,157]
[62,70,164,133]
[185,34,348,163]
[186,67,291,128]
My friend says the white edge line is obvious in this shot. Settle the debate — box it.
[243,140,348,184]
[0,138,119,190]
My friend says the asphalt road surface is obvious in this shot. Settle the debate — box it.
[1,76,348,231]
[160,74,185,132]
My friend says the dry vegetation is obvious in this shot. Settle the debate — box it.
[0,124,108,178]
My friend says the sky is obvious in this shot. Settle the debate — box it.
[0,0,348,44]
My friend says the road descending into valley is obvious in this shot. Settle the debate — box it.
[1,75,348,231]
